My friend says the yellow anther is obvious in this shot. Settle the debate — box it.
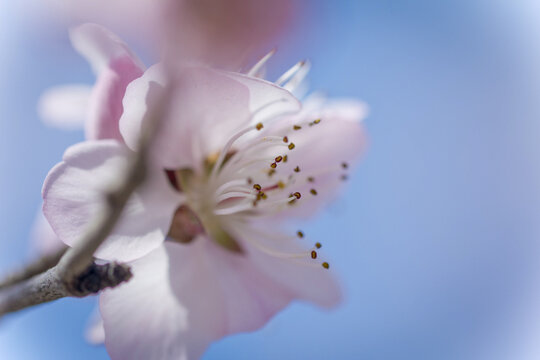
[253,184,262,191]
[311,251,318,259]
[294,166,300,172]
[297,231,304,238]
[315,242,322,249]
[268,169,276,177]
[307,176,315,183]
[293,192,301,199]
[310,189,318,196]
[288,143,296,150]
[270,162,277,169]
[256,123,264,130]
[275,156,283,163]
[283,155,288,163]
[283,136,289,143]
[293,125,302,130]
[313,118,321,124]
[322,262,330,269]
[277,181,286,189]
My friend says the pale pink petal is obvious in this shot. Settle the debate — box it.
[120,66,300,170]
[85,307,105,345]
[69,23,145,75]
[37,84,92,130]
[69,24,146,141]
[263,98,368,218]
[101,235,338,360]
[42,140,183,262]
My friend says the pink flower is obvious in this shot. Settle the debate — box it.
[42,25,367,359]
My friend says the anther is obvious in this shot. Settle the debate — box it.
[247,177,253,184]
[253,184,262,191]
[283,155,288,163]
[277,181,286,189]
[283,136,289,143]
[310,189,318,196]
[268,169,276,177]
[288,143,296,150]
[293,192,301,199]
[297,231,304,238]
[293,125,302,130]
[275,155,283,163]
[315,242,322,249]
[322,262,330,269]
[256,122,264,131]
[307,176,315,183]
[341,162,349,169]
[341,174,348,181]
[294,166,300,172]
[313,118,321,124]
[270,162,277,169]
[311,251,318,259]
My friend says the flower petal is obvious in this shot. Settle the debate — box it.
[42,140,182,262]
[119,66,301,170]
[37,84,92,130]
[265,97,368,218]
[69,24,146,141]
[101,234,338,360]
[69,23,144,75]
[30,209,64,256]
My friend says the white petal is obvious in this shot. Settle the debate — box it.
[70,23,145,75]
[42,140,183,262]
[85,307,105,345]
[101,234,339,360]
[30,209,64,256]
[37,85,92,130]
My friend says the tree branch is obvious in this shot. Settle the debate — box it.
[0,82,171,318]
[0,246,67,290]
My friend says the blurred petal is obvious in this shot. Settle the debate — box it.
[42,140,182,262]
[102,237,339,360]
[30,209,64,256]
[85,307,105,345]
[37,84,91,130]
[70,23,144,75]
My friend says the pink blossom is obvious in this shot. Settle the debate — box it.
[42,25,367,359]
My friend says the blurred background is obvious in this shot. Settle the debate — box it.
[2,0,540,359]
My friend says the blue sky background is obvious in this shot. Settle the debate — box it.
[2,1,540,359]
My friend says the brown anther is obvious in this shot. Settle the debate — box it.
[247,177,253,184]
[293,125,302,130]
[277,181,286,189]
[255,122,264,130]
[311,250,318,259]
[288,143,296,150]
[275,155,283,163]
[283,136,289,143]
[293,192,301,199]
[313,118,321,124]
[341,162,349,169]
[294,166,300,172]
[315,242,322,249]
[322,262,330,269]
[310,189,318,196]
[270,162,277,169]
[253,184,262,191]
[341,174,348,181]
[283,155,288,163]
[259,192,268,200]
[297,231,304,238]
[307,176,315,183]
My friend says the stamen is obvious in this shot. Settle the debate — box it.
[293,192,301,199]
[322,262,330,269]
[310,189,318,196]
[341,162,349,169]
[256,122,264,130]
[288,143,296,150]
[293,125,302,130]
[275,156,283,163]
[311,250,317,259]
[307,176,315,182]
[282,136,289,143]
[270,162,277,169]
[246,48,276,77]
[315,242,322,249]
[275,60,306,86]
[294,166,300,172]
[283,155,288,163]
[297,231,304,238]
[253,184,262,191]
